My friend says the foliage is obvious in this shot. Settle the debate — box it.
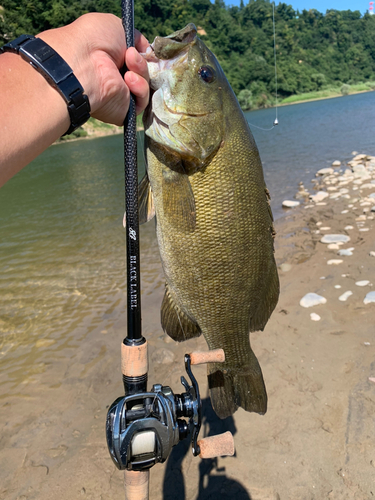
[1,0,375,107]
[238,89,253,110]
[341,84,350,95]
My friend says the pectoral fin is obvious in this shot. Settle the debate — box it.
[161,285,201,342]
[162,169,196,232]
[139,173,155,224]
[123,173,155,228]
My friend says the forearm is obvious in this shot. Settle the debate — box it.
[0,51,70,187]
[0,13,149,188]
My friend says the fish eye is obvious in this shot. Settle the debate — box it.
[198,66,215,83]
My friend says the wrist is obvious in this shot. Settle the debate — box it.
[36,25,98,116]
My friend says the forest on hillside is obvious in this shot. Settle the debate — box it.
[1,0,375,109]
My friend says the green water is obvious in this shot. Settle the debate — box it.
[0,134,163,391]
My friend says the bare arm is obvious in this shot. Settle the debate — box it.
[0,13,149,187]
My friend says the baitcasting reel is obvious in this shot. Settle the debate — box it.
[106,353,203,471]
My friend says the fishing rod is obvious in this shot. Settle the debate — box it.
[105,2,235,499]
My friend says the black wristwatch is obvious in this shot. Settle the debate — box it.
[0,34,91,136]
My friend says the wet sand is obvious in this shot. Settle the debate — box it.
[1,155,375,500]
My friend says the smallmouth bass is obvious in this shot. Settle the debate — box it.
[140,24,279,418]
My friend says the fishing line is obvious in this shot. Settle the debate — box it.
[246,1,279,132]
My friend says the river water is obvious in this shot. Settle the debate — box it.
[0,91,374,391]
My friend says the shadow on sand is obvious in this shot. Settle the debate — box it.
[162,397,252,499]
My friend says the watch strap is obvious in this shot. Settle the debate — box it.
[1,34,91,135]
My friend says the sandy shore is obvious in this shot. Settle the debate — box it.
[1,154,374,500]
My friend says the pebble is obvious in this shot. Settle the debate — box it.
[355,280,370,286]
[339,291,353,301]
[300,293,327,308]
[359,228,370,232]
[310,313,321,321]
[329,192,341,199]
[36,339,56,348]
[370,251,375,257]
[321,234,350,244]
[341,210,349,214]
[338,248,354,256]
[279,263,292,272]
[317,167,334,176]
[282,200,300,208]
[364,291,375,305]
[331,161,341,167]
[327,243,342,250]
[310,191,329,203]
[328,259,343,265]
[344,225,354,230]
[334,285,341,289]
[320,226,331,230]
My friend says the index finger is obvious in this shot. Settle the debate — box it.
[135,29,149,53]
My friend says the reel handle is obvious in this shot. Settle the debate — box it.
[189,348,225,365]
[198,431,235,459]
[189,349,235,459]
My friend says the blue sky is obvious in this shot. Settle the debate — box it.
[224,0,370,15]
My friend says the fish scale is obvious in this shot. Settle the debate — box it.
[141,24,279,418]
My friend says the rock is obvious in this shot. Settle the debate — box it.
[360,183,375,189]
[310,313,321,321]
[355,280,370,286]
[352,154,367,162]
[329,192,341,199]
[279,263,292,272]
[331,160,341,167]
[370,251,375,257]
[320,227,331,230]
[351,151,358,156]
[151,348,175,364]
[295,189,310,200]
[338,248,354,256]
[300,293,327,308]
[321,234,350,244]
[368,193,375,198]
[282,200,300,208]
[327,259,344,265]
[310,191,329,203]
[339,291,353,302]
[344,225,354,230]
[364,291,375,305]
[353,165,370,179]
[316,167,334,176]
[328,244,340,250]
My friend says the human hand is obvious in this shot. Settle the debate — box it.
[38,13,150,126]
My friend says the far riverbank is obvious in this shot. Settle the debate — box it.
[60,86,375,143]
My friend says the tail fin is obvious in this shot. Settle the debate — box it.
[207,354,267,419]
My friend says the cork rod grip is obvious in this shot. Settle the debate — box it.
[198,431,235,459]
[121,341,148,377]
[189,349,225,365]
[124,470,149,500]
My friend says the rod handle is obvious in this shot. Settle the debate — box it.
[124,470,149,500]
[121,341,148,377]
[189,349,225,365]
[198,431,235,459]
